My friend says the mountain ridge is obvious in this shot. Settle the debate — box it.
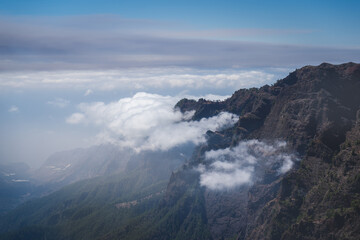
[165,62,360,240]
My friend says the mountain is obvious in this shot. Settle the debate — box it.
[1,144,140,215]
[106,62,360,240]
[153,62,360,240]
[31,144,135,193]
[1,62,360,240]
[0,162,33,215]
[0,145,192,239]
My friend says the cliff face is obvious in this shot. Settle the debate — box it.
[169,62,360,239]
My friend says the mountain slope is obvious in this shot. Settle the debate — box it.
[0,162,34,215]
[108,62,360,240]
[32,144,134,190]
[170,62,360,240]
[0,147,191,239]
[1,62,360,240]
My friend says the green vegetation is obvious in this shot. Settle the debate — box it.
[0,153,184,240]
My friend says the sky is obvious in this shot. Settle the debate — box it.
[0,0,359,168]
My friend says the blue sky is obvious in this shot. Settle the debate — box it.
[0,0,359,167]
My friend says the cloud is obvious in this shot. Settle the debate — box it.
[198,140,298,190]
[152,28,315,39]
[0,68,275,91]
[0,15,359,73]
[84,89,93,96]
[198,164,253,190]
[192,94,231,101]
[8,105,19,113]
[1,15,358,92]
[66,113,85,124]
[47,98,70,108]
[279,155,294,174]
[66,92,238,151]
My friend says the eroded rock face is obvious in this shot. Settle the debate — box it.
[166,62,360,240]
[204,186,249,240]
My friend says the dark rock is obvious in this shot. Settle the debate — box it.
[165,62,360,240]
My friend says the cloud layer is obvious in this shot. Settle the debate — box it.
[1,15,359,73]
[0,68,275,91]
[66,92,238,151]
[198,140,298,190]
[2,15,358,93]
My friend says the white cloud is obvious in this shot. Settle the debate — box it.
[193,94,231,101]
[279,155,294,174]
[66,92,238,152]
[179,93,232,102]
[66,113,85,124]
[0,68,275,91]
[199,167,253,190]
[198,140,298,190]
[84,89,93,96]
[11,179,29,182]
[47,98,70,108]
[8,106,19,113]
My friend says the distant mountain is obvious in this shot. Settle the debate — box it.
[31,144,135,192]
[0,162,34,215]
[0,142,192,217]
[1,62,360,240]
[0,144,192,239]
[0,145,139,215]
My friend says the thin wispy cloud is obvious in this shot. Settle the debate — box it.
[66,113,85,124]
[84,89,93,96]
[0,15,359,74]
[47,98,70,108]
[8,105,19,113]
[152,28,316,40]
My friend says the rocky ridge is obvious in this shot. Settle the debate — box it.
[166,62,360,239]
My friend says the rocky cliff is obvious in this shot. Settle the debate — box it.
[166,62,360,240]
